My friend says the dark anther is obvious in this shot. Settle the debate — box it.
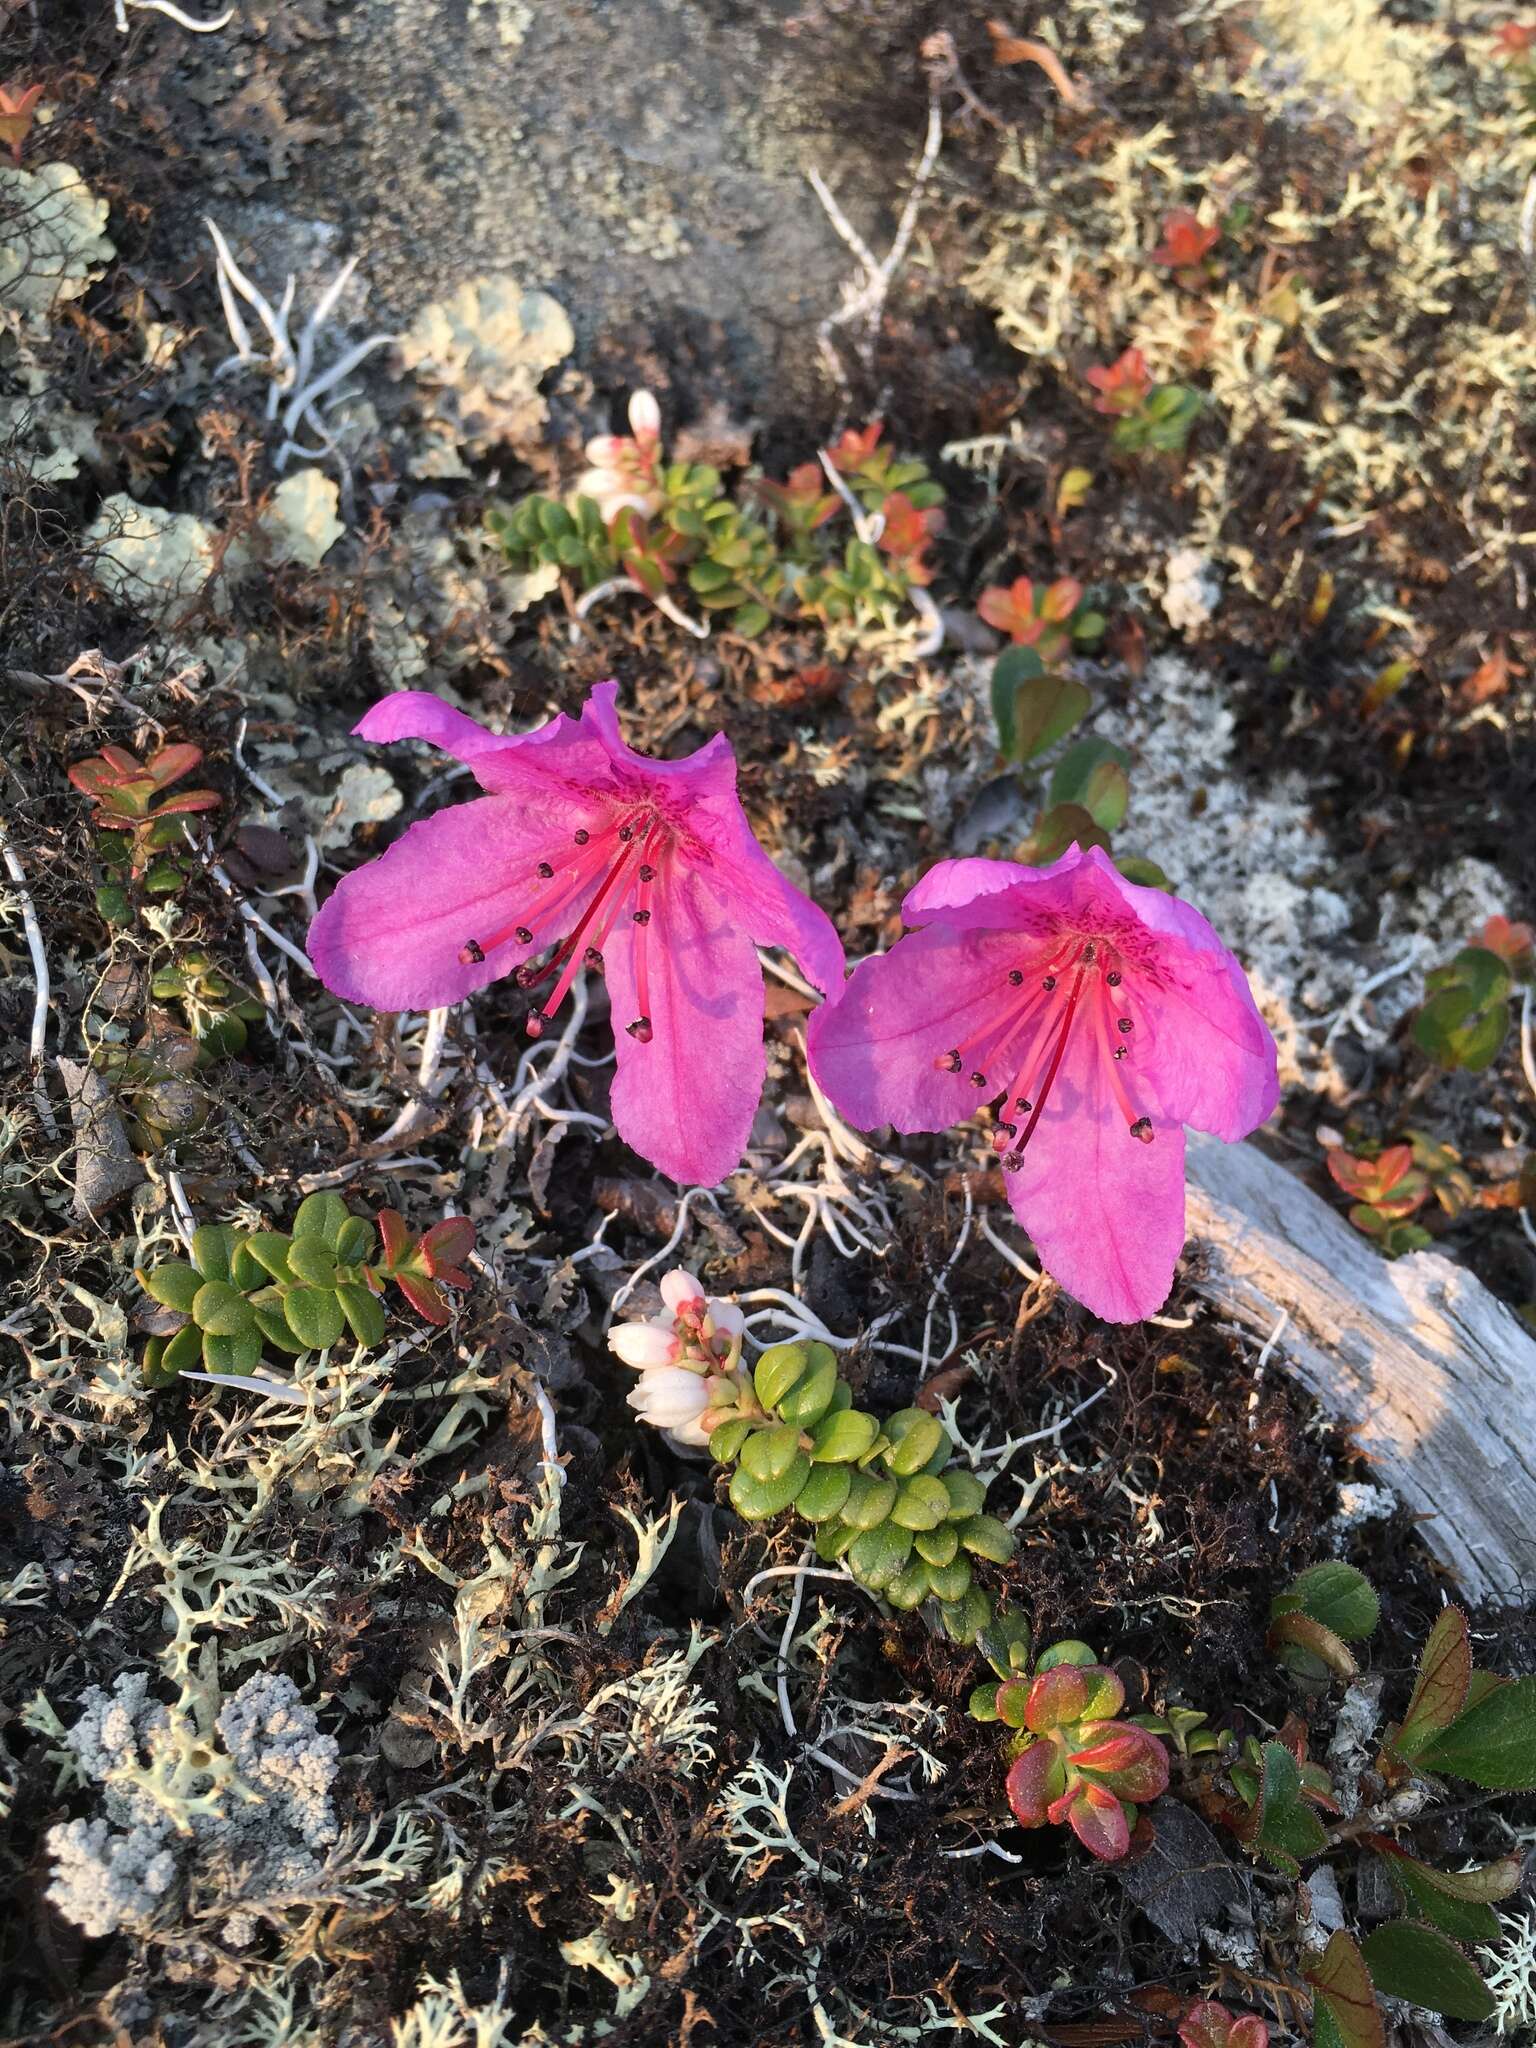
[1001,1149,1025,1172]
[1130,1117,1154,1143]
[584,947,604,967]
[525,1013,546,1040]
[1113,1047,1128,1061]
[1008,969,1024,986]
[515,926,534,945]
[536,861,554,879]
[619,824,634,841]
[639,864,656,882]
[574,828,590,845]
[459,938,485,964]
[627,1016,653,1043]
[1106,970,1122,986]
[997,1120,1017,1138]
[942,1049,962,1073]
[1081,941,1097,962]
[1042,974,1057,991]
[632,909,651,926]
[970,1070,987,1088]
[1117,1017,1133,1034]
[1015,1097,1032,1114]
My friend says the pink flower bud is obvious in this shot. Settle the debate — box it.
[660,1268,707,1317]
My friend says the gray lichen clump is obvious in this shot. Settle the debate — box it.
[45,1670,338,1945]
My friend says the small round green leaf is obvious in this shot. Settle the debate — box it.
[923,1554,973,1603]
[202,1326,263,1376]
[190,1225,234,1283]
[808,1408,879,1464]
[914,1523,960,1567]
[882,1408,944,1477]
[940,1469,987,1520]
[889,1475,950,1531]
[754,1342,810,1411]
[740,1421,804,1486]
[956,1513,1015,1563]
[777,1351,839,1427]
[708,1417,753,1465]
[729,1454,811,1522]
[244,1233,295,1282]
[140,1260,202,1313]
[794,1464,853,1524]
[288,1236,341,1288]
[883,1557,932,1610]
[841,1472,897,1530]
[192,1281,254,1337]
[337,1283,387,1348]
[161,1322,203,1378]
[283,1286,345,1353]
[848,1520,914,1591]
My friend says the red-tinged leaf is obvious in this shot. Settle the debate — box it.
[396,1271,450,1326]
[146,742,205,788]
[1392,1605,1471,1759]
[152,789,223,818]
[978,578,1039,643]
[376,1207,411,1270]
[1026,1663,1123,1732]
[1040,577,1084,623]
[423,1215,475,1273]
[1064,1782,1131,1862]
[1179,2001,1266,2048]
[1005,1736,1066,1824]
[1418,1673,1536,1789]
[1305,1932,1385,2048]
[1070,1723,1169,1802]
[1269,1611,1358,1679]
[1375,1845,1523,1905]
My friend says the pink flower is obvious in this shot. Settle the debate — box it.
[576,390,664,521]
[806,843,1277,1322]
[307,685,844,1187]
[626,1365,713,1444]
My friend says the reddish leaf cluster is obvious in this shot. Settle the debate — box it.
[1001,1662,1168,1861]
[68,743,222,876]
[0,82,42,165]
[1150,207,1219,283]
[376,1210,475,1326]
[977,574,1085,659]
[1085,346,1153,417]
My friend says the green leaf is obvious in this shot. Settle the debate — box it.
[813,1517,859,1561]
[334,1216,376,1265]
[1269,1611,1358,1681]
[1391,1605,1471,1759]
[776,1351,839,1428]
[1380,1846,1518,1943]
[1047,738,1131,832]
[95,882,134,925]
[1360,1922,1495,2021]
[740,1422,805,1485]
[243,1233,295,1283]
[253,1305,306,1354]
[938,1588,994,1646]
[729,1455,811,1522]
[160,1321,202,1379]
[140,1260,203,1313]
[708,1417,753,1465]
[841,1471,897,1530]
[1010,671,1092,766]
[754,1341,810,1411]
[939,1469,986,1520]
[882,1408,944,1477]
[794,1463,853,1524]
[968,1682,1000,1722]
[914,1522,959,1566]
[848,1519,914,1591]
[1115,854,1173,892]
[1418,1675,1536,1788]
[1286,1561,1380,1642]
[1305,1932,1386,2048]
[202,1326,262,1376]
[1019,801,1111,866]
[888,1475,950,1531]
[1253,1740,1326,1874]
[191,1225,234,1283]
[287,1236,341,1288]
[808,1408,879,1464]
[956,1514,1014,1563]
[337,1282,387,1348]
[922,1553,972,1602]
[283,1286,345,1353]
[990,644,1043,758]
[731,601,771,638]
[293,1191,349,1247]
[192,1281,254,1337]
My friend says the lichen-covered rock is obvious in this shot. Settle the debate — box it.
[0,163,114,317]
[397,277,573,476]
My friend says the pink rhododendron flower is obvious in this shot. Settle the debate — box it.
[307,685,844,1187]
[806,843,1278,1322]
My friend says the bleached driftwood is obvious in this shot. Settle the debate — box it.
[1184,1131,1536,1609]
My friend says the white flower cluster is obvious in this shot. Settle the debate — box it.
[607,1268,745,1447]
[45,1670,339,1944]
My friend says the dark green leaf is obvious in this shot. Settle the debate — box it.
[1287,1561,1380,1642]
[1360,1922,1495,2021]
[882,1408,944,1477]
[1010,672,1092,766]
[729,1455,811,1521]
[1305,1932,1386,2048]
[140,1260,202,1313]
[1391,1605,1471,1759]
[1418,1675,1536,1788]
[1047,737,1131,831]
[337,1282,386,1348]
[991,644,1043,758]
[283,1286,345,1353]
[192,1280,254,1337]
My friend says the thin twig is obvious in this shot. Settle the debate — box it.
[0,816,58,1137]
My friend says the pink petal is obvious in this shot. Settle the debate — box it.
[580,681,737,800]
[603,865,767,1186]
[902,853,1062,929]
[1064,1783,1132,1862]
[806,923,1015,1135]
[306,794,602,1011]
[688,795,846,995]
[607,1321,681,1369]
[1002,1015,1190,1322]
[660,1269,705,1315]
[355,690,614,799]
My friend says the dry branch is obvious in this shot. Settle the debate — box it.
[1185,1131,1536,1608]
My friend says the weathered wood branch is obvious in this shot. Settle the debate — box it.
[1184,1131,1536,1609]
